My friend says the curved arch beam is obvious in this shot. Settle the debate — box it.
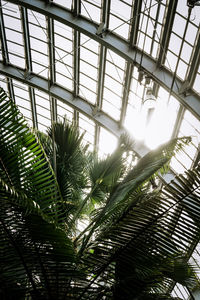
[7,0,200,120]
[0,62,149,157]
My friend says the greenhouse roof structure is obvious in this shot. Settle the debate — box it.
[0,0,200,298]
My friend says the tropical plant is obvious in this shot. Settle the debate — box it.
[0,86,199,300]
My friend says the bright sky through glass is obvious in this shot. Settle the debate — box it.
[0,0,200,174]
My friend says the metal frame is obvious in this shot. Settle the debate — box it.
[0,0,199,159]
[0,2,200,297]
[5,0,200,120]
[157,0,177,67]
[0,0,9,64]
[0,62,150,157]
[119,61,133,127]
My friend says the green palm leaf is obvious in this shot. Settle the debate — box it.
[0,87,64,224]
[0,88,87,298]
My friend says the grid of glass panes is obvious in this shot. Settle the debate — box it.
[2,1,25,68]
[12,80,32,126]
[28,10,48,78]
[34,89,51,132]
[80,0,101,24]
[102,50,125,121]
[171,110,200,174]
[137,0,167,58]
[109,0,132,39]
[78,113,95,151]
[79,34,99,104]
[54,21,73,91]
[165,1,199,81]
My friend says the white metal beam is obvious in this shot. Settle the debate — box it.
[0,62,150,158]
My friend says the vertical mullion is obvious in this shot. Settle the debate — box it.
[129,0,142,48]
[119,62,133,127]
[157,0,177,67]
[29,87,38,129]
[21,6,38,129]
[47,16,57,125]
[72,0,81,127]
[72,0,81,16]
[102,0,111,29]
[94,125,100,154]
[180,29,200,94]
[97,45,106,111]
[94,0,110,154]
[171,105,185,139]
[73,30,80,98]
[0,1,9,64]
[149,1,161,56]
[7,78,15,103]
[73,29,80,125]
[47,15,57,174]
[21,6,32,73]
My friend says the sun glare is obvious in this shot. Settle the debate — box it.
[125,86,180,151]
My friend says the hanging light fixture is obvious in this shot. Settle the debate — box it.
[143,86,157,127]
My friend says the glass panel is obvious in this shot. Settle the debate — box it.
[81,0,101,24]
[79,85,96,104]
[168,33,182,56]
[12,80,32,126]
[53,0,72,9]
[28,11,48,78]
[165,51,178,72]
[172,14,186,38]
[109,0,132,39]
[54,21,73,90]
[180,42,193,64]
[185,22,198,45]
[79,113,95,151]
[35,90,51,132]
[1,1,21,18]
[79,35,98,103]
[99,127,118,157]
[57,100,73,122]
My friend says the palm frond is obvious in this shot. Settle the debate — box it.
[38,119,90,228]
[83,137,191,241]
[0,87,64,224]
[79,164,200,299]
[0,88,89,298]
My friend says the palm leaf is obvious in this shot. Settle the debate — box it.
[0,87,65,224]
[38,119,90,230]
[0,88,88,298]
[79,164,200,299]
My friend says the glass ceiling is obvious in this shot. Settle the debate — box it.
[0,0,200,298]
[0,0,200,172]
